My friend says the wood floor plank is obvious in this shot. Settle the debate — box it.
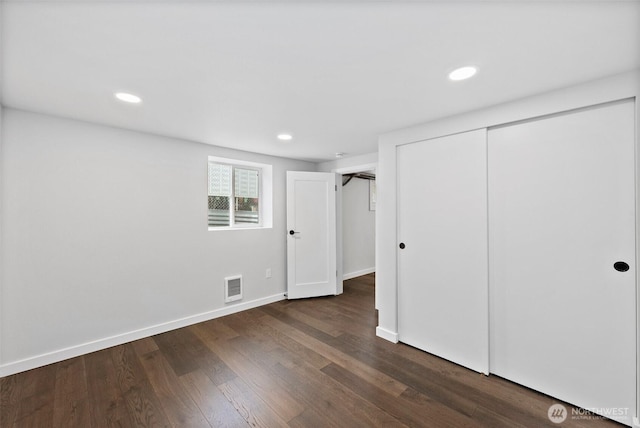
[52,357,90,428]
[260,309,409,397]
[469,404,532,428]
[152,328,204,377]
[212,335,356,425]
[195,317,240,342]
[131,337,159,358]
[321,362,477,428]
[188,323,242,387]
[224,306,330,369]
[251,312,330,369]
[197,332,305,422]
[85,348,136,428]
[273,304,344,337]
[1,374,22,427]
[234,328,400,428]
[122,384,170,428]
[260,304,338,345]
[293,294,373,330]
[217,377,289,428]
[111,344,143,393]
[222,326,403,428]
[16,364,57,398]
[336,331,554,427]
[180,370,249,428]
[271,358,406,428]
[52,357,88,399]
[110,344,174,427]
[287,407,345,428]
[327,331,483,417]
[138,350,209,427]
[219,310,280,354]
[10,364,57,428]
[51,398,91,428]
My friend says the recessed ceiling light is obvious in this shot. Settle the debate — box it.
[114,92,142,104]
[448,66,477,81]
[277,134,293,141]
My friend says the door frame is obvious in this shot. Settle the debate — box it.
[333,162,378,304]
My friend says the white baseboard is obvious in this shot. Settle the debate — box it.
[376,326,399,343]
[343,267,375,281]
[0,292,286,378]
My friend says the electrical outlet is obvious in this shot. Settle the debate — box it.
[265,268,272,278]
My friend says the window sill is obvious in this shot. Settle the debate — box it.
[208,225,272,232]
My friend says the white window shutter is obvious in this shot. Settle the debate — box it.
[235,168,259,198]
[208,163,232,196]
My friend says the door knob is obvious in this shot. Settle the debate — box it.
[289,230,297,235]
[614,261,630,272]
[399,243,406,249]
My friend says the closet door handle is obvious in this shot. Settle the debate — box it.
[614,261,630,272]
[399,243,406,249]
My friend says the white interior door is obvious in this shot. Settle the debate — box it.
[488,100,636,425]
[286,171,338,299]
[397,129,489,374]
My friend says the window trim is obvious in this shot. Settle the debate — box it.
[207,156,273,231]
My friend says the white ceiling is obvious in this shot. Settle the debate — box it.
[1,1,639,162]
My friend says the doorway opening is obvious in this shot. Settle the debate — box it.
[335,163,377,305]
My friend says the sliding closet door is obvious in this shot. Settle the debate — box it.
[489,100,636,421]
[398,129,488,374]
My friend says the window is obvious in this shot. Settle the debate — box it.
[208,156,272,229]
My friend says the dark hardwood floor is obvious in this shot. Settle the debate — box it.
[1,274,621,427]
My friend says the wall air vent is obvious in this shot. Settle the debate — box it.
[224,275,243,303]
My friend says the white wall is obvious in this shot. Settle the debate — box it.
[341,177,375,279]
[317,152,377,173]
[0,109,315,375]
[375,70,640,344]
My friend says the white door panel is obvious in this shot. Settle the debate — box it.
[397,129,489,374]
[488,100,636,425]
[286,171,338,299]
